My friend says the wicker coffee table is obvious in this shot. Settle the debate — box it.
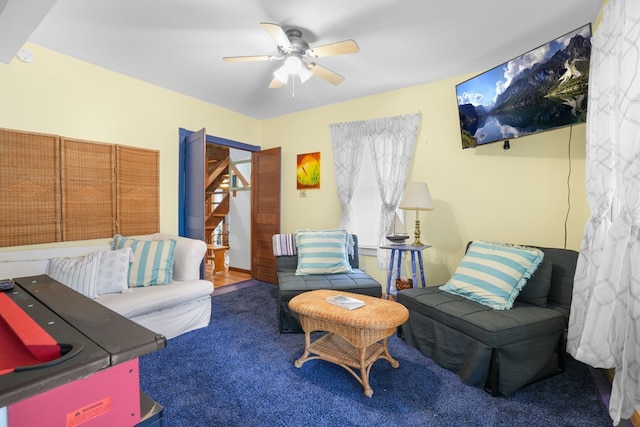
[288,289,409,397]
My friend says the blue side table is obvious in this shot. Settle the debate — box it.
[381,244,431,299]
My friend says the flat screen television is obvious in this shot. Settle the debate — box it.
[456,23,592,149]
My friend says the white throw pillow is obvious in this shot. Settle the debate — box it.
[96,247,133,295]
[48,252,101,299]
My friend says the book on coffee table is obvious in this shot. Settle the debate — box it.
[325,295,365,310]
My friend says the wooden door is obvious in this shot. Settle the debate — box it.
[183,128,206,242]
[251,147,281,284]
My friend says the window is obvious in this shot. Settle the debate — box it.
[349,146,404,250]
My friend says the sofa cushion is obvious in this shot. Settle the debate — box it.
[97,279,213,319]
[515,260,553,307]
[48,252,101,299]
[278,269,380,297]
[439,241,544,310]
[148,233,206,281]
[295,230,352,275]
[0,244,113,279]
[398,287,566,348]
[113,234,177,287]
[96,247,133,295]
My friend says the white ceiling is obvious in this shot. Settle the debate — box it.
[3,0,603,119]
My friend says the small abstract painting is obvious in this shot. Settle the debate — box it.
[296,152,321,189]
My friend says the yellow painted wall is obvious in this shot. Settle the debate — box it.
[0,43,261,239]
[262,77,589,286]
[0,43,590,289]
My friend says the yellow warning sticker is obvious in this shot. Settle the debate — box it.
[66,397,111,427]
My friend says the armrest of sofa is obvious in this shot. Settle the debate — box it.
[155,233,206,281]
[276,255,297,272]
[349,234,360,269]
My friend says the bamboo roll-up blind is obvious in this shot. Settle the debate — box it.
[116,145,159,236]
[60,138,116,241]
[0,129,61,246]
[0,127,160,247]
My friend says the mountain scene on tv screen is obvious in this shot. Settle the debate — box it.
[458,29,591,149]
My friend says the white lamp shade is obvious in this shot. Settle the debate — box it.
[399,182,434,211]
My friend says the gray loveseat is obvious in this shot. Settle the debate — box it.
[397,243,578,396]
[276,234,382,333]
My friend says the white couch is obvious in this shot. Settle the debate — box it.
[0,233,213,339]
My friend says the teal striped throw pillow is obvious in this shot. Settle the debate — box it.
[295,230,352,275]
[113,235,176,287]
[439,241,544,310]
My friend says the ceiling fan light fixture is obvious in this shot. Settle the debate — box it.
[274,55,312,85]
[225,23,358,88]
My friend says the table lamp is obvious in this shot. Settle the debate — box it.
[399,182,433,246]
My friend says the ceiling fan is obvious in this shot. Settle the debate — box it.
[223,23,359,89]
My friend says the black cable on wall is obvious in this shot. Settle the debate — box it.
[564,126,574,250]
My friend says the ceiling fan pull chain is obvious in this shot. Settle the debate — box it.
[291,76,296,98]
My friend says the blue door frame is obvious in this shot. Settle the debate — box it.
[178,128,260,236]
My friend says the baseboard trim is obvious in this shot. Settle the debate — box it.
[229,266,250,274]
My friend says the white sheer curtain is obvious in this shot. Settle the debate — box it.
[330,113,421,268]
[329,122,367,231]
[566,0,640,423]
[367,114,421,269]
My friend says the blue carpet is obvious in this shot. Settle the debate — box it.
[139,281,611,426]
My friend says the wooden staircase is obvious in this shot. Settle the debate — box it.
[205,145,230,246]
